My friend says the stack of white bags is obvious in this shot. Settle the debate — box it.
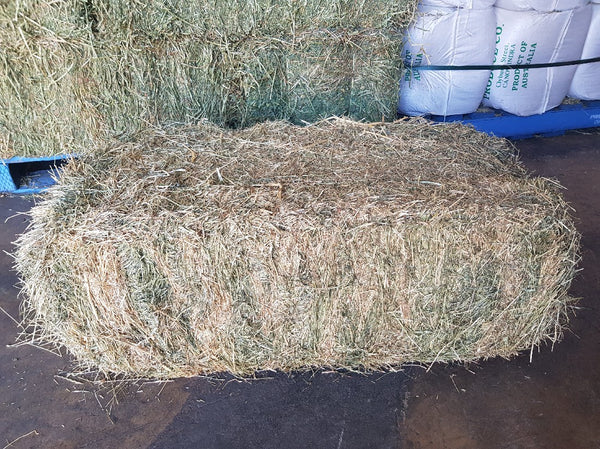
[399,0,599,117]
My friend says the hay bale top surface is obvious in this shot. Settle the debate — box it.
[54,118,522,223]
[16,119,579,378]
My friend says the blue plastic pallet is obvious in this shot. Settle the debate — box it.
[428,100,600,139]
[0,155,74,194]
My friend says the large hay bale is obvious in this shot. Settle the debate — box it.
[15,119,580,378]
[0,0,417,158]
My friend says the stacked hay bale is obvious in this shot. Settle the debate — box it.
[0,0,418,158]
[15,119,580,378]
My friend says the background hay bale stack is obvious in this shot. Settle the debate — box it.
[15,119,580,378]
[0,0,417,158]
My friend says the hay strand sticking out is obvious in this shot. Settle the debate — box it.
[15,118,580,378]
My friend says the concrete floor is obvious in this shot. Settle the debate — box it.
[1,132,598,448]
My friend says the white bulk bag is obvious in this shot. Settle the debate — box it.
[494,0,589,12]
[569,4,600,99]
[398,5,496,116]
[482,6,591,116]
[420,0,496,8]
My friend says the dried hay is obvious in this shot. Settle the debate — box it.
[14,118,580,378]
[0,0,417,158]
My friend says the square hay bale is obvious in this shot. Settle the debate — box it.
[0,0,417,158]
[14,119,580,378]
